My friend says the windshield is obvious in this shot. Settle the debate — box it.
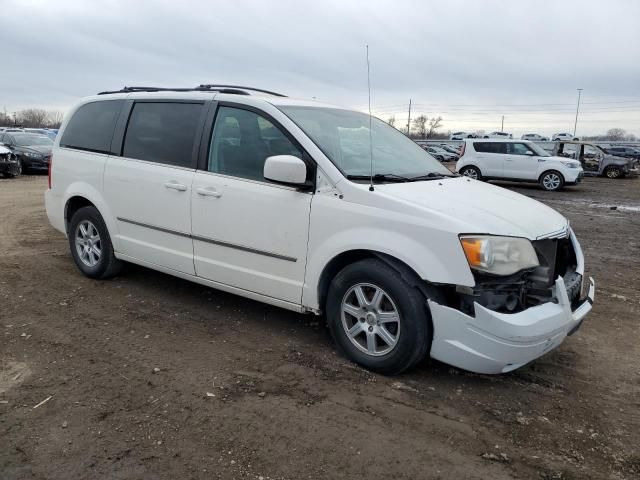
[14,134,53,147]
[528,142,551,157]
[278,106,451,179]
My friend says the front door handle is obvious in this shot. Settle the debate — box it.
[196,186,222,198]
[165,181,188,191]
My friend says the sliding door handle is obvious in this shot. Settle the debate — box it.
[196,186,222,198]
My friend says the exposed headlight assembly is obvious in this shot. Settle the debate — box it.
[24,152,41,158]
[459,235,539,276]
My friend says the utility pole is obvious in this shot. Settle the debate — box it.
[573,88,583,137]
[501,115,504,132]
[406,99,412,136]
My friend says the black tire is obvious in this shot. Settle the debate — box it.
[68,206,122,279]
[539,170,565,191]
[605,166,622,179]
[326,259,431,375]
[459,165,482,180]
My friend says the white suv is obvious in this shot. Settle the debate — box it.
[456,139,584,191]
[45,85,595,375]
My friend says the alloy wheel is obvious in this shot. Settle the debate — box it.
[543,173,561,190]
[341,283,401,357]
[75,220,102,267]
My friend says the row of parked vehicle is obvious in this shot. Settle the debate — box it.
[449,131,583,142]
[454,138,638,191]
[0,128,55,178]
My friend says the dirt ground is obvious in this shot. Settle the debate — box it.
[1,174,639,480]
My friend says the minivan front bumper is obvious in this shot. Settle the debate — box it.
[428,276,595,374]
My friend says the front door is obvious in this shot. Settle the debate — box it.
[503,142,540,180]
[104,101,206,274]
[192,105,312,305]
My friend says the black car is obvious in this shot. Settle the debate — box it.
[0,132,53,173]
[605,146,640,160]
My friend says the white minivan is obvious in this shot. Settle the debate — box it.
[45,85,595,375]
[456,139,584,191]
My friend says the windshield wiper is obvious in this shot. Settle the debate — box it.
[346,173,412,183]
[406,172,458,181]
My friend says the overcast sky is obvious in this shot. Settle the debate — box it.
[2,0,639,136]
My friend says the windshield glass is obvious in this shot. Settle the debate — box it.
[278,106,451,179]
[528,142,551,157]
[14,134,53,146]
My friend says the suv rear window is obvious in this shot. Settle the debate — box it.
[60,100,123,154]
[473,142,506,154]
[123,102,203,168]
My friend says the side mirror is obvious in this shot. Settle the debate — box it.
[525,151,534,155]
[264,155,308,186]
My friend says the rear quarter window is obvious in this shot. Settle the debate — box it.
[60,100,124,154]
[473,142,506,154]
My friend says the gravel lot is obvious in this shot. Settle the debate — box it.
[1,174,639,480]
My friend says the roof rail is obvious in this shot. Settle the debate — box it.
[97,85,287,97]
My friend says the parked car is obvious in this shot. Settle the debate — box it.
[456,139,583,191]
[0,132,53,173]
[521,133,549,141]
[604,146,640,160]
[439,144,462,155]
[449,131,476,140]
[553,141,638,179]
[484,131,513,139]
[552,133,579,141]
[0,144,21,178]
[425,146,457,161]
[45,85,595,375]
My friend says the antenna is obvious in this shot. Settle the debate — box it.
[366,45,374,192]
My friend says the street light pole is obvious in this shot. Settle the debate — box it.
[573,88,583,137]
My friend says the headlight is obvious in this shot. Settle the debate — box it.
[561,161,579,168]
[459,235,539,276]
[24,152,41,158]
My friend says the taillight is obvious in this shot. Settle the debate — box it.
[459,143,466,157]
[48,154,53,189]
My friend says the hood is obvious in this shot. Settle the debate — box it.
[376,177,567,240]
[548,155,581,167]
[16,145,52,155]
[605,153,635,166]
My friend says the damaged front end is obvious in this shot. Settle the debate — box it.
[455,234,583,316]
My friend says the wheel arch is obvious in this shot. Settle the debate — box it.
[62,183,119,248]
[538,169,565,183]
[316,249,446,315]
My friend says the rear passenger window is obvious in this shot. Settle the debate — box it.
[473,142,506,154]
[123,102,203,168]
[60,100,123,154]
[208,106,302,181]
[507,143,534,155]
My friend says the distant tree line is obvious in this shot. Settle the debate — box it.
[0,109,64,128]
[582,128,637,142]
[386,114,448,139]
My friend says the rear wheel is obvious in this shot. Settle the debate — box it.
[326,259,431,375]
[460,165,482,180]
[68,206,122,279]
[605,166,622,179]
[540,170,564,191]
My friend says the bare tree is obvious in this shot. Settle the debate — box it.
[18,109,49,128]
[387,115,396,128]
[412,114,428,138]
[47,110,64,128]
[426,116,443,139]
[606,128,626,141]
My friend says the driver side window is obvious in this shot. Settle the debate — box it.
[208,106,302,182]
[507,143,534,156]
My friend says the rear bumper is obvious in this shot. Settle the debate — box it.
[429,276,595,374]
[44,189,66,235]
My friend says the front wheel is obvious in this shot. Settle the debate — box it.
[326,259,431,375]
[540,170,564,191]
[68,206,122,279]
[459,165,482,180]
[605,166,622,179]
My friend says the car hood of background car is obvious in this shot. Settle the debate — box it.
[376,177,568,239]
[17,145,52,155]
